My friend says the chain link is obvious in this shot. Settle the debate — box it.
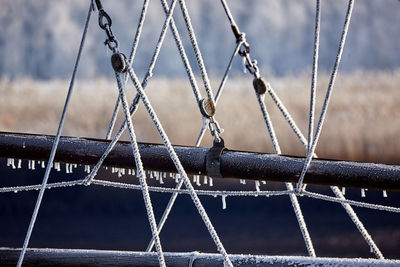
[96,0,119,53]
[208,117,224,143]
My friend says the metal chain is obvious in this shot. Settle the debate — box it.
[95,0,119,53]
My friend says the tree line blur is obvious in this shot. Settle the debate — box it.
[0,0,399,79]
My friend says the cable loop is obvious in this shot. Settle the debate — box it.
[238,41,250,57]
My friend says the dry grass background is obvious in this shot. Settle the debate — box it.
[0,69,399,164]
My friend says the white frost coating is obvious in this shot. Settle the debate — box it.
[222,195,227,210]
[2,248,399,266]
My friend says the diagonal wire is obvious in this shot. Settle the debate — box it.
[178,0,216,106]
[16,2,94,266]
[264,81,384,258]
[306,0,321,159]
[147,41,242,252]
[296,0,355,192]
[83,0,178,185]
[125,64,233,267]
[255,92,316,257]
[115,72,166,266]
[105,0,151,140]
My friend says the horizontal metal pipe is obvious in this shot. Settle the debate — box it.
[0,248,396,267]
[0,131,399,191]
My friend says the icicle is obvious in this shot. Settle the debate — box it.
[221,195,227,210]
[255,181,260,192]
[128,169,132,175]
[66,163,70,174]
[132,169,135,176]
[41,161,45,168]
[154,171,159,180]
[240,179,246,184]
[196,176,201,186]
[175,173,181,183]
[169,173,174,178]
[370,246,373,253]
[31,160,35,170]
[261,180,266,184]
[55,162,61,172]
[209,177,213,187]
[342,187,346,195]
[361,189,366,198]
[203,175,208,185]
[69,163,73,173]
[163,172,167,178]
[383,190,387,198]
[28,159,31,169]
[17,159,22,169]
[111,167,116,173]
[7,158,16,169]
[149,171,154,179]
[84,165,91,173]
[159,174,164,184]
[118,168,123,178]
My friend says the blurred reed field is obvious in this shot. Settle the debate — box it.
[0,69,399,164]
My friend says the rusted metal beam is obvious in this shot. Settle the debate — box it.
[0,131,399,191]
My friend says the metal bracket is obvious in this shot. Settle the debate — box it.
[206,138,226,178]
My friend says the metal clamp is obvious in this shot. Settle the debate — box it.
[206,138,226,178]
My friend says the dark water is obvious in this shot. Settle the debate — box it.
[0,158,399,259]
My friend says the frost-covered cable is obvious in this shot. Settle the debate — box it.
[159,0,202,104]
[266,84,309,148]
[296,0,355,192]
[330,186,383,258]
[303,190,400,214]
[256,93,316,257]
[178,0,216,106]
[306,0,321,156]
[219,0,237,26]
[115,73,166,266]
[83,0,178,185]
[147,40,243,251]
[125,64,233,267]
[17,2,94,266]
[265,68,384,258]
[104,0,158,140]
